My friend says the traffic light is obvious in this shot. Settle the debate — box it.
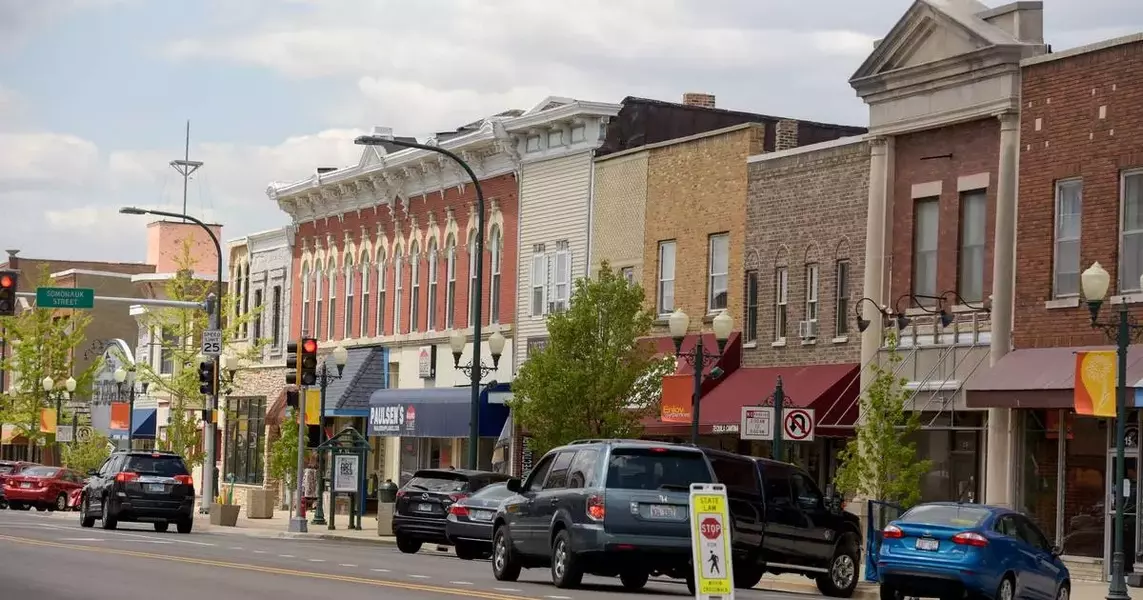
[299,337,318,386]
[285,389,299,409]
[197,357,216,396]
[0,270,17,317]
[285,340,299,385]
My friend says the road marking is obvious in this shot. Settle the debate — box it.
[253,550,267,554]
[58,537,104,542]
[545,596,573,599]
[279,554,295,558]
[123,539,173,545]
[410,574,429,579]
[371,569,390,573]
[496,588,522,592]
[309,559,326,562]
[0,534,539,600]
[230,546,243,550]
[339,564,357,568]
[451,581,473,585]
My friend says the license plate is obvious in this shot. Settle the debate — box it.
[470,510,494,521]
[915,538,939,551]
[146,483,166,493]
[647,504,678,519]
[20,482,30,488]
[416,503,434,512]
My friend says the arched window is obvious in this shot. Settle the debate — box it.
[327,258,337,340]
[376,248,387,337]
[300,263,311,335]
[445,235,457,330]
[360,251,371,337]
[410,241,421,332]
[428,239,439,331]
[467,233,478,327]
[343,255,355,339]
[393,249,404,335]
[313,261,324,340]
[489,226,501,325]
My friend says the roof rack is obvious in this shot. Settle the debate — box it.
[567,438,662,446]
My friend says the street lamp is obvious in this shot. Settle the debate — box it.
[312,344,348,528]
[113,366,139,448]
[1081,261,1143,600]
[668,309,733,445]
[448,327,506,467]
[42,376,76,464]
[357,130,489,470]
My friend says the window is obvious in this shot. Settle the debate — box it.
[621,266,635,284]
[530,247,547,317]
[252,288,263,342]
[604,448,713,490]
[834,260,850,337]
[657,241,676,315]
[313,268,323,339]
[427,240,438,330]
[242,265,251,337]
[159,327,178,374]
[300,266,310,336]
[525,135,541,152]
[271,285,282,348]
[376,251,387,336]
[708,233,729,311]
[913,198,939,299]
[567,449,599,488]
[553,240,570,312]
[445,236,456,329]
[958,190,987,302]
[744,270,758,344]
[393,253,403,334]
[360,262,371,337]
[775,267,788,341]
[468,235,478,326]
[1122,172,1143,292]
[544,451,575,490]
[343,261,355,338]
[224,396,266,486]
[804,263,819,324]
[547,130,563,148]
[571,125,586,143]
[326,264,336,340]
[233,264,244,335]
[489,228,501,324]
[410,242,421,332]
[1054,179,1083,298]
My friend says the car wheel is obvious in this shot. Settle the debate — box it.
[176,518,193,534]
[154,522,170,533]
[685,572,696,596]
[491,526,522,582]
[880,584,902,600]
[36,505,48,512]
[99,498,118,530]
[55,494,68,512]
[395,535,422,554]
[454,542,481,560]
[816,535,860,597]
[735,564,764,589]
[550,529,584,589]
[0,498,7,510]
[620,570,649,590]
[1055,583,1069,600]
[996,575,1016,600]
[79,498,95,528]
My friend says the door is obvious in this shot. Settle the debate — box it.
[761,463,812,561]
[995,515,1047,600]
[1104,430,1140,580]
[1015,515,1064,599]
[789,471,836,561]
[528,451,575,554]
[504,453,554,556]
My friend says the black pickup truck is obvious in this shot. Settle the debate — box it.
[700,447,863,597]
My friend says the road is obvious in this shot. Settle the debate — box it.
[0,509,826,600]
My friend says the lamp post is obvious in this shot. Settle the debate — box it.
[667,309,733,445]
[1081,262,1143,600]
[312,345,348,527]
[448,328,506,468]
[355,131,489,470]
[43,376,77,464]
[113,366,138,448]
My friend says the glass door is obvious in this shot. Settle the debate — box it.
[1104,422,1141,580]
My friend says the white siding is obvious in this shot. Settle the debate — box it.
[514,151,593,369]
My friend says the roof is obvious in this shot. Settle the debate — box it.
[322,346,387,413]
[1022,31,1143,68]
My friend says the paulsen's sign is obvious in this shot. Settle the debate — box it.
[368,403,417,436]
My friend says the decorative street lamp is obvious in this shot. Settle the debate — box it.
[43,375,77,463]
[668,309,733,445]
[113,366,138,447]
[1081,261,1143,600]
[448,328,506,468]
[312,344,348,528]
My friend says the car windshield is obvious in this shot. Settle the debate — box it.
[21,467,59,478]
[900,504,991,528]
[0,464,14,474]
[125,455,190,477]
[469,483,513,502]
[404,473,468,493]
[605,448,712,491]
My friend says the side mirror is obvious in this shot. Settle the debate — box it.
[1051,545,1062,557]
[506,478,522,493]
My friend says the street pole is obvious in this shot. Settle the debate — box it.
[127,373,136,449]
[313,363,328,526]
[1110,303,1130,600]
[690,336,703,445]
[772,377,785,463]
[290,385,309,533]
[53,391,62,465]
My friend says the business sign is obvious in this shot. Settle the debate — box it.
[689,483,734,600]
[740,407,774,441]
[368,403,417,436]
[332,454,360,493]
[418,345,436,379]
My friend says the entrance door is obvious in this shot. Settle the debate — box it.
[1103,424,1141,580]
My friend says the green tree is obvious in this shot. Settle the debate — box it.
[509,261,661,454]
[62,429,112,474]
[0,266,100,461]
[268,407,306,508]
[131,240,265,469]
[834,332,932,508]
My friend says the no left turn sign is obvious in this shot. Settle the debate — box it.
[783,408,815,442]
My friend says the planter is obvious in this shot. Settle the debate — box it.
[209,502,240,527]
[245,489,275,519]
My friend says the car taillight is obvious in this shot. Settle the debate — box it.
[952,532,989,547]
[587,494,605,521]
[449,504,469,517]
[174,475,194,486]
[396,490,406,499]
[882,525,904,539]
[115,472,139,483]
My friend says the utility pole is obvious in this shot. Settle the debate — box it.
[169,120,203,222]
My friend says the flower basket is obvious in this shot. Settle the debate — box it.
[209,502,240,526]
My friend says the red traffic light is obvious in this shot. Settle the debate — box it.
[302,338,318,353]
[0,275,11,288]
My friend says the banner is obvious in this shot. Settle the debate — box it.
[661,375,692,423]
[40,408,57,434]
[1075,350,1116,417]
[305,389,321,425]
[109,402,131,431]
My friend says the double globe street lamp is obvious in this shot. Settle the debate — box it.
[42,375,77,462]
[667,308,734,445]
[311,344,348,528]
[448,327,506,467]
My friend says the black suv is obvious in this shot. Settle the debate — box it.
[491,439,714,592]
[80,450,196,533]
[393,468,510,556]
[701,448,862,597]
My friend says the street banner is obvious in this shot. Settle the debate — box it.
[689,483,734,600]
[1075,350,1116,417]
[109,402,130,431]
[661,375,692,423]
[40,408,57,434]
[305,389,321,426]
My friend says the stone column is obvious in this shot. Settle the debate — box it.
[985,110,1020,506]
[860,137,891,393]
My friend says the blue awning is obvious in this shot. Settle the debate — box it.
[132,409,157,439]
[367,385,509,438]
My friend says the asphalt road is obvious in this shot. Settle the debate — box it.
[0,509,826,600]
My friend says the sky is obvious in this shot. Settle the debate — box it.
[0,0,1140,264]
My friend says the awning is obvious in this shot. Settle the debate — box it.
[965,346,1143,409]
[131,408,157,439]
[644,363,860,436]
[367,384,510,438]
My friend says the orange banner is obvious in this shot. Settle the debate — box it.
[110,402,131,430]
[40,409,57,434]
[660,375,692,423]
[305,389,321,426]
[1075,350,1116,417]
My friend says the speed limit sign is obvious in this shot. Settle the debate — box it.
[201,329,223,356]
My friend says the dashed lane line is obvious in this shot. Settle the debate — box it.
[279,554,295,558]
[309,558,326,562]
[495,588,523,592]
[339,564,357,568]
[410,574,430,579]
[371,569,390,573]
[451,581,474,585]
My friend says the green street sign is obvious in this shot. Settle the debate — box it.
[36,287,95,309]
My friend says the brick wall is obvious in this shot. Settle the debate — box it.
[591,151,649,278]
[643,125,764,331]
[1015,39,1143,348]
[745,139,869,366]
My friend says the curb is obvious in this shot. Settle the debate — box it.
[754,579,879,600]
[274,531,397,546]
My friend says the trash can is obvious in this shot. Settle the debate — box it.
[377,479,398,536]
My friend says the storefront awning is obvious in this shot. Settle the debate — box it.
[366,385,509,438]
[966,346,1143,409]
[131,408,157,439]
[644,363,860,436]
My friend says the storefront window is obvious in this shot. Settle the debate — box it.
[1062,415,1107,558]
[224,396,266,486]
[906,411,983,504]
[1021,410,1060,544]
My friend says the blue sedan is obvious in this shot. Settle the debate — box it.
[877,503,1069,600]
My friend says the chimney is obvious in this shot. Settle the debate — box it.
[682,93,716,109]
[978,1,1044,45]
[5,249,18,269]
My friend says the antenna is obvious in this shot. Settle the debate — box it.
[169,120,204,221]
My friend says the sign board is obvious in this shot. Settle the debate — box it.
[76,426,94,443]
[690,483,734,600]
[418,345,436,379]
[332,454,360,493]
[782,408,815,442]
[56,425,74,443]
[36,287,94,309]
[201,329,223,356]
[740,407,774,441]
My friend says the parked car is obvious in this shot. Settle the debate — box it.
[393,468,511,555]
[80,450,196,533]
[445,482,515,559]
[1,466,85,512]
[491,439,715,592]
[0,461,39,509]
[878,502,1070,600]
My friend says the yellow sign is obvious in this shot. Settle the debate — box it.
[689,484,734,599]
[305,389,321,425]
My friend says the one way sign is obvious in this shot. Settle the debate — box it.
[782,408,815,442]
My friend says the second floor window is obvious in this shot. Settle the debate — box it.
[326,266,336,340]
[360,261,371,337]
[531,247,547,317]
[744,270,758,344]
[393,254,404,335]
[445,237,456,329]
[344,262,355,338]
[1122,171,1143,292]
[410,242,421,332]
[805,263,819,323]
[271,285,282,348]
[252,288,263,342]
[1054,179,1083,298]
[300,267,310,336]
[657,240,676,315]
[913,198,939,300]
[468,236,478,326]
[313,270,323,340]
[775,267,788,342]
[376,253,387,337]
[708,233,729,312]
[834,260,850,338]
[958,189,987,303]
[553,240,570,313]
[490,228,502,324]
[428,240,439,330]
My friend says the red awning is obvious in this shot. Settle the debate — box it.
[644,363,860,437]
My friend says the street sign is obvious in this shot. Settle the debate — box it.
[56,425,74,443]
[36,287,94,309]
[689,483,734,600]
[782,408,815,442]
[76,426,94,442]
[740,407,774,441]
[201,329,223,356]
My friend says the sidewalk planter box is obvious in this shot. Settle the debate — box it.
[210,503,240,527]
[245,489,275,519]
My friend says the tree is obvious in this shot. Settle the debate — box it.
[268,407,306,509]
[62,429,112,474]
[0,266,100,461]
[131,240,264,469]
[509,261,662,454]
[833,332,932,509]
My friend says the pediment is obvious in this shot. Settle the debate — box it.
[358,145,386,170]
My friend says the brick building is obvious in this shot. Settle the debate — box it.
[967,33,1143,577]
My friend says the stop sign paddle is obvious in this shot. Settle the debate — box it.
[701,517,722,540]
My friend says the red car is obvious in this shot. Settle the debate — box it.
[3,466,86,511]
[0,461,39,509]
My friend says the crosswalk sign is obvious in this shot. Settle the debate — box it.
[690,483,734,600]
